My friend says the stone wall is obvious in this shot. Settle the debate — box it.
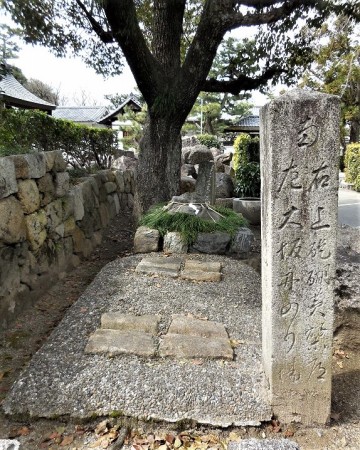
[0,151,134,330]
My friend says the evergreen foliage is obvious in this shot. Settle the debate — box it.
[345,143,360,191]
[197,134,221,149]
[139,204,247,245]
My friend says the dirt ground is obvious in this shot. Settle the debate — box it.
[0,213,359,450]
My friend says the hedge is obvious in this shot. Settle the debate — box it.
[197,134,221,149]
[344,143,360,191]
[0,108,119,170]
[232,133,260,172]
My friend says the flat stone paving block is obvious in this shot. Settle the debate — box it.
[168,315,228,339]
[159,334,233,360]
[101,313,160,335]
[180,270,221,282]
[85,329,156,357]
[184,260,221,273]
[135,257,182,277]
[228,439,300,450]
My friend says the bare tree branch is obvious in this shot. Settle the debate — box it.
[226,0,330,29]
[75,0,114,43]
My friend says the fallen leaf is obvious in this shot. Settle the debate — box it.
[336,361,344,369]
[60,435,74,446]
[284,428,295,438]
[165,434,175,445]
[192,359,204,365]
[18,427,30,436]
[174,437,182,448]
[95,420,109,436]
[49,431,61,440]
[330,412,341,421]
[229,339,244,348]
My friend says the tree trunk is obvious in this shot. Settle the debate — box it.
[134,114,182,218]
[349,119,360,143]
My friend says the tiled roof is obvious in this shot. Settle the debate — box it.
[0,73,56,110]
[53,106,109,123]
[99,94,142,124]
[237,115,259,128]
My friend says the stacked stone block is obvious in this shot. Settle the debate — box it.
[0,151,135,330]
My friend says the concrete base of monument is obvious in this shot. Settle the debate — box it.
[3,254,272,427]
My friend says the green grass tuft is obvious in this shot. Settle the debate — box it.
[139,204,247,245]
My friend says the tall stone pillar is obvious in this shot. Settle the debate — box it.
[260,90,340,424]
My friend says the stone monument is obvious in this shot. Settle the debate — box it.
[260,90,340,424]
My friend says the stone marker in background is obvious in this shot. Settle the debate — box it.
[260,90,340,424]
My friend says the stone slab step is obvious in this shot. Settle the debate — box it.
[101,313,160,334]
[168,315,229,339]
[159,334,233,360]
[85,329,156,357]
[228,439,300,450]
[135,257,182,277]
[184,260,222,273]
[181,270,221,282]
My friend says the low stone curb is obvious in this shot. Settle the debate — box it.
[228,439,300,449]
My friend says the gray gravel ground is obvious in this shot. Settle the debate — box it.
[3,253,271,427]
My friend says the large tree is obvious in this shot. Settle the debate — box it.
[301,15,360,144]
[2,0,359,215]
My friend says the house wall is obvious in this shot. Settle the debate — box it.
[0,151,135,330]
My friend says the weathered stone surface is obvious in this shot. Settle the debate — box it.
[163,232,188,254]
[215,198,233,209]
[182,145,213,165]
[193,161,216,204]
[72,226,93,257]
[101,313,160,334]
[53,151,67,171]
[113,193,120,214]
[216,173,234,198]
[134,226,160,253]
[70,185,85,221]
[192,232,230,254]
[114,171,125,192]
[104,181,117,194]
[25,210,47,251]
[183,260,221,273]
[233,198,261,225]
[135,256,182,277]
[112,155,138,172]
[44,199,63,231]
[228,439,300,450]
[180,270,221,282]
[85,329,156,357]
[99,203,111,228]
[17,179,40,214]
[229,227,254,257]
[181,164,197,179]
[24,153,46,179]
[9,155,30,179]
[0,439,21,450]
[0,158,17,199]
[180,176,196,194]
[159,334,233,360]
[168,315,228,339]
[55,172,70,197]
[261,89,340,424]
[37,173,55,206]
[0,197,26,244]
[0,246,21,305]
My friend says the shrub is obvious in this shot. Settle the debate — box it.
[232,133,259,172]
[234,161,261,197]
[344,143,360,191]
[197,134,221,149]
[139,204,247,245]
[0,109,119,171]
